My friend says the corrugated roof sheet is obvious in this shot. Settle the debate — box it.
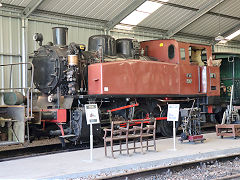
[234,36,240,41]
[2,0,31,7]
[1,0,240,41]
[180,14,239,37]
[210,0,240,18]
[168,0,211,9]
[37,0,135,21]
[139,4,195,30]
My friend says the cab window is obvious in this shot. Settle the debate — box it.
[180,48,185,60]
[189,46,206,66]
[168,44,175,59]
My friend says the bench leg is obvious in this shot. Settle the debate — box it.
[140,137,143,154]
[233,127,236,138]
[104,140,107,157]
[153,135,156,151]
[146,138,149,151]
[111,140,114,158]
[120,140,122,154]
[133,139,136,153]
[126,138,129,155]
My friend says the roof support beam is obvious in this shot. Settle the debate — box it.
[165,0,225,38]
[105,0,146,31]
[21,0,45,18]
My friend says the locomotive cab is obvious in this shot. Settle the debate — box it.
[140,39,220,97]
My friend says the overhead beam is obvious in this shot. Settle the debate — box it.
[165,0,225,38]
[105,0,146,31]
[21,0,45,18]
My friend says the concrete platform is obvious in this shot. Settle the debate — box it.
[1,133,240,179]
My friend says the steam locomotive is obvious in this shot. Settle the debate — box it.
[27,26,221,144]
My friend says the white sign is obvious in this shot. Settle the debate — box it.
[85,104,100,125]
[167,104,180,122]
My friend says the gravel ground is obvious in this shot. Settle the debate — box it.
[137,157,240,180]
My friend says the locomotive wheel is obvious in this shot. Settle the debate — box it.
[133,105,150,119]
[68,120,81,142]
[159,107,181,137]
[66,109,82,142]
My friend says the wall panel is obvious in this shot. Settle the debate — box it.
[0,14,21,90]
[214,45,240,53]
[28,20,104,53]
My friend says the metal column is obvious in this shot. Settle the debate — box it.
[21,18,28,94]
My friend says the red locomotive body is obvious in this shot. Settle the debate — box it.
[88,60,179,95]
[88,39,220,98]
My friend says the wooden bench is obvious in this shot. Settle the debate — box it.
[103,118,156,158]
[216,124,240,139]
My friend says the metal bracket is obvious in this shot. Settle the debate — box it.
[21,0,45,18]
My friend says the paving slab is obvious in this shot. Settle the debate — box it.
[0,133,240,179]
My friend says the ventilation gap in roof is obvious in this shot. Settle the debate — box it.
[225,29,240,40]
[115,0,168,30]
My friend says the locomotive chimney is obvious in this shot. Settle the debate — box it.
[52,27,68,46]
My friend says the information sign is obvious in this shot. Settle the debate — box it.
[167,104,180,121]
[85,104,100,125]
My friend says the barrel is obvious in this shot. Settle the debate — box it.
[4,92,25,105]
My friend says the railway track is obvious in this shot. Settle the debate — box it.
[216,174,240,180]
[104,154,240,180]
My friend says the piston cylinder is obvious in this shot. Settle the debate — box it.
[41,111,57,120]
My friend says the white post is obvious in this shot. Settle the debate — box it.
[90,123,93,161]
[173,121,176,151]
[85,104,100,162]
